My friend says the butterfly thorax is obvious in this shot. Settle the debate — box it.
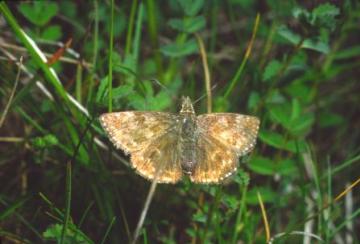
[179,97,198,174]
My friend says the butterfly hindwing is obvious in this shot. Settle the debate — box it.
[131,129,183,183]
[190,132,238,183]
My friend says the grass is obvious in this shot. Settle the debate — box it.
[1,1,360,243]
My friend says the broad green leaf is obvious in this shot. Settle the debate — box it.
[192,212,207,223]
[112,84,134,100]
[31,134,59,149]
[334,46,360,60]
[263,60,282,81]
[248,156,274,175]
[311,3,339,30]
[259,130,306,153]
[246,187,277,205]
[268,103,291,128]
[276,159,297,175]
[41,25,62,40]
[43,224,92,243]
[214,96,230,112]
[278,25,329,53]
[290,98,301,120]
[284,82,313,103]
[302,37,329,54]
[178,0,204,16]
[18,2,58,26]
[247,91,260,110]
[267,102,314,134]
[160,39,198,57]
[288,113,315,134]
[319,112,344,128]
[168,16,206,33]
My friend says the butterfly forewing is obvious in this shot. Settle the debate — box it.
[100,111,178,153]
[100,111,183,183]
[197,113,260,156]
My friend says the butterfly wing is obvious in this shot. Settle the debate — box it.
[190,113,260,183]
[131,129,183,183]
[100,111,183,183]
[100,111,178,153]
[190,133,238,183]
[197,113,260,156]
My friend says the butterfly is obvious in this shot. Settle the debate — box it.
[100,96,260,184]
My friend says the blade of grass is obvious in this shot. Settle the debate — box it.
[107,0,115,112]
[86,0,99,107]
[0,3,75,113]
[257,190,270,242]
[60,161,72,244]
[145,0,163,79]
[100,217,116,244]
[125,0,138,56]
[231,184,248,243]
[0,56,22,128]
[75,63,83,103]
[224,13,260,99]
[132,2,144,75]
[195,33,212,113]
[131,180,158,244]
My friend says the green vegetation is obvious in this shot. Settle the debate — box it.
[0,1,359,243]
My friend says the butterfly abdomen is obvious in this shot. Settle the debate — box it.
[179,115,198,174]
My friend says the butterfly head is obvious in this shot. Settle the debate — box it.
[180,96,195,114]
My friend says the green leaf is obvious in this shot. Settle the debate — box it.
[290,98,301,120]
[160,39,198,57]
[263,60,282,81]
[214,96,230,112]
[31,134,59,149]
[302,37,329,54]
[178,0,204,16]
[278,25,329,53]
[268,103,291,128]
[246,187,277,205]
[276,159,297,175]
[95,76,109,104]
[334,46,360,60]
[259,130,306,153]
[267,102,314,135]
[288,113,315,134]
[311,3,339,31]
[168,16,206,33]
[41,25,62,40]
[318,112,344,128]
[278,25,301,45]
[247,91,260,110]
[18,2,58,26]
[113,84,133,99]
[192,212,207,223]
[248,156,274,175]
[43,224,92,243]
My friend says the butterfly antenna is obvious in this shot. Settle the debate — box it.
[193,83,218,105]
[149,78,171,94]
